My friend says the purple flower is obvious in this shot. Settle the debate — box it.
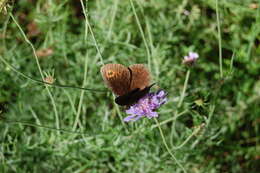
[182,52,199,65]
[124,90,167,122]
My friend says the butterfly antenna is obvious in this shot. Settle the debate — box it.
[148,83,156,89]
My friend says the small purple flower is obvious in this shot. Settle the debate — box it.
[124,90,167,122]
[182,52,199,65]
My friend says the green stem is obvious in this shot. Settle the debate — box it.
[178,70,190,108]
[170,69,190,146]
[216,0,223,78]
[9,13,60,136]
[151,110,188,129]
[0,56,105,92]
[154,118,187,173]
[81,0,104,65]
[107,0,119,40]
[172,123,205,150]
[129,0,151,70]
[1,119,86,135]
[73,53,89,131]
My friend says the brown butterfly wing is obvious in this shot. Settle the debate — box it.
[128,64,151,91]
[100,64,131,96]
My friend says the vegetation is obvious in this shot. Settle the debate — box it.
[0,0,259,172]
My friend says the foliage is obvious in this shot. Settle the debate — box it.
[0,0,259,172]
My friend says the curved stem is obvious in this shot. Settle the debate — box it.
[171,69,190,145]
[80,0,104,65]
[1,119,86,135]
[154,118,187,173]
[172,123,205,150]
[129,0,151,70]
[0,56,106,92]
[9,13,60,136]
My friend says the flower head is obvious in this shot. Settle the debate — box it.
[124,90,167,122]
[43,70,55,84]
[182,51,199,66]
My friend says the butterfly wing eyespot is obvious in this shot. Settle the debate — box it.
[106,70,116,78]
[101,64,131,96]
[128,64,151,91]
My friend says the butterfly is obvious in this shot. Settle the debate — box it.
[100,64,154,106]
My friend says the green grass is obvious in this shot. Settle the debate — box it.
[1,0,260,172]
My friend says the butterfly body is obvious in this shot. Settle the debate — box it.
[115,84,155,106]
[101,64,152,106]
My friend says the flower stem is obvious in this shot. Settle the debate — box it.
[216,0,223,78]
[80,0,104,65]
[170,69,190,146]
[129,0,151,70]
[178,69,190,108]
[172,123,205,150]
[154,118,187,173]
[10,13,60,136]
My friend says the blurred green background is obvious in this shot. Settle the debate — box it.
[0,0,259,172]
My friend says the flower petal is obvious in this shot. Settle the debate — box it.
[157,90,166,98]
[124,89,167,122]
[123,115,136,122]
[133,115,143,121]
[145,111,157,119]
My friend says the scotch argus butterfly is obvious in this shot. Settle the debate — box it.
[100,64,154,106]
